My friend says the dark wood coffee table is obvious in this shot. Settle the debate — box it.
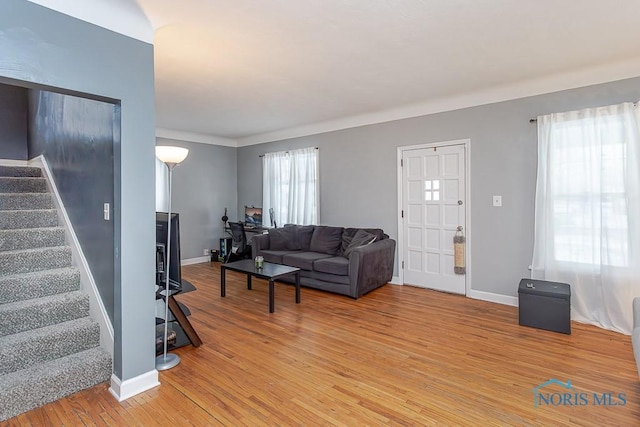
[220,259,301,313]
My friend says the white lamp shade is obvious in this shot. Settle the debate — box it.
[155,146,189,164]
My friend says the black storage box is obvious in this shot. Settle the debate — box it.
[518,279,571,334]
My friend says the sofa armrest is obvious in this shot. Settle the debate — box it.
[348,238,396,298]
[251,233,270,259]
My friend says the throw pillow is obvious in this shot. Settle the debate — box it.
[268,227,301,251]
[285,224,314,251]
[343,229,377,257]
[309,226,344,255]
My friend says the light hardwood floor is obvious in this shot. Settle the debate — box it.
[4,262,639,426]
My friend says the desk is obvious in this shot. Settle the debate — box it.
[224,225,268,245]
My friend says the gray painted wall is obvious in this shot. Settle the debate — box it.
[28,89,116,323]
[156,138,238,260]
[0,84,28,160]
[0,1,156,382]
[237,76,640,299]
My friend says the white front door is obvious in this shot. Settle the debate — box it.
[402,143,466,294]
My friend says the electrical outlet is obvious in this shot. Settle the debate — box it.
[203,249,209,256]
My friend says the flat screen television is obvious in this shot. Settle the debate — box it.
[156,212,182,290]
[244,207,262,228]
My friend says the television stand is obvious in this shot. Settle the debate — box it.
[156,279,202,353]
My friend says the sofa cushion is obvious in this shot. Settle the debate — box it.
[260,250,301,264]
[313,256,349,276]
[268,227,301,251]
[309,226,344,255]
[282,252,332,271]
[298,225,315,251]
[343,229,377,258]
[300,270,350,286]
[284,224,315,251]
[340,228,384,255]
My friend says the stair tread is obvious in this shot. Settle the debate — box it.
[0,166,42,177]
[0,290,85,312]
[0,176,46,180]
[0,316,96,346]
[0,291,89,337]
[0,266,79,282]
[0,193,53,211]
[0,192,50,195]
[0,347,111,421]
[0,318,100,376]
[0,346,110,385]
[0,245,70,256]
[0,226,64,231]
[4,208,58,213]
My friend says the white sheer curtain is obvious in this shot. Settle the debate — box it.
[263,147,319,226]
[532,102,640,334]
[155,157,168,212]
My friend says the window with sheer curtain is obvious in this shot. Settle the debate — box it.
[262,147,319,226]
[531,102,640,334]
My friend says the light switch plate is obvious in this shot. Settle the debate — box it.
[492,195,502,207]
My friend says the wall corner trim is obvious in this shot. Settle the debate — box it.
[389,276,402,285]
[109,370,160,402]
[468,289,518,307]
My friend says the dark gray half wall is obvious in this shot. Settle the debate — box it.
[156,138,238,260]
[0,0,156,383]
[28,89,115,323]
[0,84,28,160]
[237,76,640,300]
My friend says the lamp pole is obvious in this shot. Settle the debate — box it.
[155,146,189,371]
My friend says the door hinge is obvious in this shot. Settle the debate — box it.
[402,261,404,269]
[401,210,404,218]
[400,158,403,167]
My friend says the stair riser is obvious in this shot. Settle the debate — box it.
[0,268,80,304]
[0,348,112,422]
[0,228,65,251]
[0,166,42,177]
[0,293,89,337]
[0,247,72,276]
[0,178,47,193]
[0,210,58,230]
[0,320,100,375]
[0,193,53,210]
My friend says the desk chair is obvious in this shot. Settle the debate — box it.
[226,222,252,263]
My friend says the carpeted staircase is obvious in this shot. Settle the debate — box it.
[0,165,112,421]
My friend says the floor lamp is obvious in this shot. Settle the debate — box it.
[155,145,189,371]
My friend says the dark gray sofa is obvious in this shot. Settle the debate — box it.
[251,225,396,298]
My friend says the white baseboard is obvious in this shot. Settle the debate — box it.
[30,155,115,356]
[468,289,518,307]
[0,159,28,166]
[109,370,160,402]
[389,276,401,285]
[181,256,210,266]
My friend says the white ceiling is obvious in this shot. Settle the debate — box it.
[28,0,640,145]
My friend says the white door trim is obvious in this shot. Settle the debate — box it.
[397,139,471,296]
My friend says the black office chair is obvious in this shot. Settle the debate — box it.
[225,222,251,263]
